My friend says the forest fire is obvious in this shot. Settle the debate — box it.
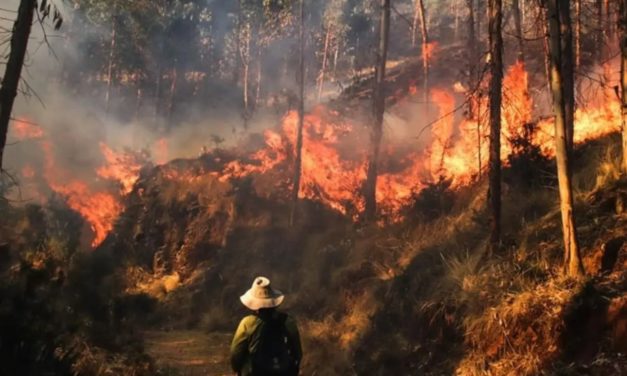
[41,141,123,247]
[97,143,143,194]
[204,61,621,222]
[9,121,141,247]
[6,61,621,247]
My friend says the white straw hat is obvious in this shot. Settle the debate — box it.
[240,276,285,310]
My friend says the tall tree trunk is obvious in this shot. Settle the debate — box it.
[541,6,553,96]
[154,64,162,123]
[597,0,604,61]
[575,0,581,69]
[232,0,242,85]
[166,67,178,123]
[417,0,429,104]
[621,0,627,173]
[411,1,419,47]
[546,0,584,277]
[290,0,306,226]
[105,8,118,114]
[560,0,575,150]
[466,0,477,114]
[255,49,262,111]
[512,0,525,61]
[241,23,251,122]
[488,0,503,251]
[476,0,482,48]
[332,41,340,77]
[364,0,390,221]
[317,28,331,102]
[0,0,36,171]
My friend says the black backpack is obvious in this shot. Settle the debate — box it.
[249,313,297,376]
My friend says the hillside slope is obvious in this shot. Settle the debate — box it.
[99,133,627,375]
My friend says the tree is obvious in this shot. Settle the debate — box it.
[0,0,37,171]
[545,0,584,277]
[512,0,524,61]
[290,0,305,226]
[488,0,503,251]
[559,0,575,149]
[364,0,390,221]
[621,0,627,173]
[414,0,429,104]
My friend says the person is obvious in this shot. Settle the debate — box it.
[230,276,302,376]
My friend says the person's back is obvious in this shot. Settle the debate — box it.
[230,277,302,376]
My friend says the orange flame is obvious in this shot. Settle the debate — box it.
[423,41,438,63]
[97,143,142,194]
[11,118,44,140]
[42,141,122,247]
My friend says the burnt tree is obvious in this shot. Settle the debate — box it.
[0,0,37,171]
[290,0,306,226]
[364,0,390,221]
[559,0,575,150]
[545,0,584,277]
[488,0,503,250]
[512,0,524,61]
[621,0,627,173]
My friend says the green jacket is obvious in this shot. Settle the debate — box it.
[230,311,302,376]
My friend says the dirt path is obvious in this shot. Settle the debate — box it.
[144,330,232,376]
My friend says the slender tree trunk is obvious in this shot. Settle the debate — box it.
[255,49,262,111]
[154,65,162,122]
[604,0,611,39]
[575,0,581,69]
[241,23,251,122]
[317,28,331,102]
[488,0,503,251]
[332,41,339,77]
[546,0,584,277]
[412,1,419,47]
[364,0,390,221]
[134,86,143,121]
[560,0,575,150]
[476,0,482,48]
[541,6,553,96]
[512,0,525,61]
[621,0,627,173]
[417,0,429,104]
[466,0,477,117]
[0,0,36,171]
[105,9,118,114]
[290,0,305,226]
[597,0,604,61]
[232,0,242,85]
[166,67,177,123]
[477,101,482,180]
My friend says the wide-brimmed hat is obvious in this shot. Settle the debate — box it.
[240,276,284,310]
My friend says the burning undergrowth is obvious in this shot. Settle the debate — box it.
[5,58,622,253]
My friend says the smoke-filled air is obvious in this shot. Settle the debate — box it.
[0,0,626,375]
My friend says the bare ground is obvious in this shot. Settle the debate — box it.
[144,330,232,376]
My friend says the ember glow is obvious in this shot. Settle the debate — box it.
[11,118,44,140]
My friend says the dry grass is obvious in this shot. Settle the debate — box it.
[458,279,578,376]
